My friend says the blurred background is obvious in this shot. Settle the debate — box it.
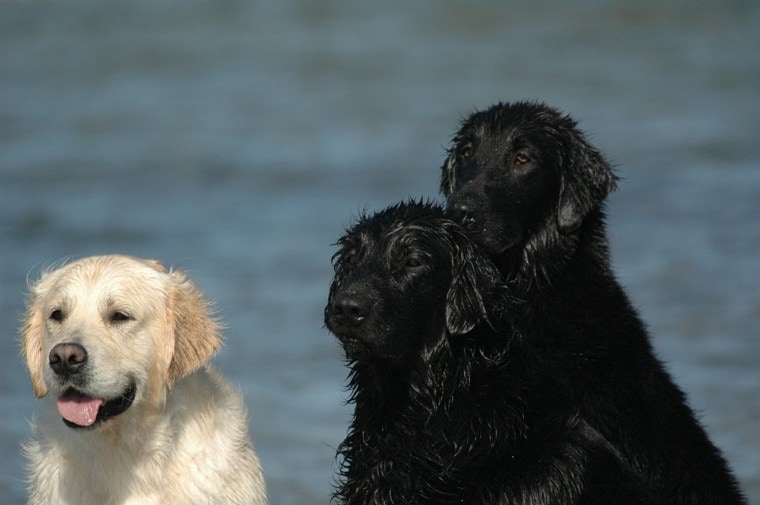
[1,1,758,503]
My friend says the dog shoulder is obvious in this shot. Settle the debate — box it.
[167,366,248,423]
[163,367,268,504]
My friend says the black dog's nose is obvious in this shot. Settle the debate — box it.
[447,198,468,213]
[331,293,368,327]
[49,343,88,377]
[447,199,475,225]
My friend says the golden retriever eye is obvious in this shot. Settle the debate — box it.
[50,309,64,322]
[110,311,132,323]
[514,152,531,166]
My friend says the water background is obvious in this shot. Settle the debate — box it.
[1,1,758,503]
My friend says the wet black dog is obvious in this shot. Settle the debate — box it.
[441,101,746,504]
[325,201,654,505]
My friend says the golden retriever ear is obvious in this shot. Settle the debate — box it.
[164,271,223,389]
[21,289,48,398]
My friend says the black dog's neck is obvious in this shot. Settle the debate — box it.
[497,207,648,352]
[336,327,558,505]
[347,361,412,416]
[499,208,613,304]
[345,327,516,432]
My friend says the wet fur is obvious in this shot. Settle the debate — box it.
[325,201,653,505]
[441,101,746,504]
[21,255,268,505]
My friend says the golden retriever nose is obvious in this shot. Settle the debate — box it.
[49,343,88,377]
[331,293,367,327]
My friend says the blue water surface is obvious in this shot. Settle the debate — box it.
[1,1,759,503]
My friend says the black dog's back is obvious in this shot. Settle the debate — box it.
[326,200,656,505]
[441,102,746,504]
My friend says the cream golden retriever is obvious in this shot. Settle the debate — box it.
[21,255,268,505]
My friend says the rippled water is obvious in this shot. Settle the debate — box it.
[2,1,759,503]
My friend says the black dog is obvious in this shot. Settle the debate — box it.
[325,201,654,505]
[441,101,746,504]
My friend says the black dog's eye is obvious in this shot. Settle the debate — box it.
[342,251,358,267]
[405,257,423,269]
[49,309,64,322]
[459,143,473,159]
[332,249,357,271]
[514,152,531,166]
[110,311,132,323]
[402,254,428,272]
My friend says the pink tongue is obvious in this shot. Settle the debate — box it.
[57,395,104,427]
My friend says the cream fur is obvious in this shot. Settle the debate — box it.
[22,255,268,505]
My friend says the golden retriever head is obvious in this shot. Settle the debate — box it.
[21,255,222,428]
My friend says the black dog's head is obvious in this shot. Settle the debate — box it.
[325,201,502,366]
[441,101,617,254]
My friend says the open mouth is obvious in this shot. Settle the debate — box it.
[57,381,137,429]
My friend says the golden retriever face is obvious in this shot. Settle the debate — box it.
[21,255,221,429]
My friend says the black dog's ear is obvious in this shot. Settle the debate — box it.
[557,130,617,234]
[445,238,501,336]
